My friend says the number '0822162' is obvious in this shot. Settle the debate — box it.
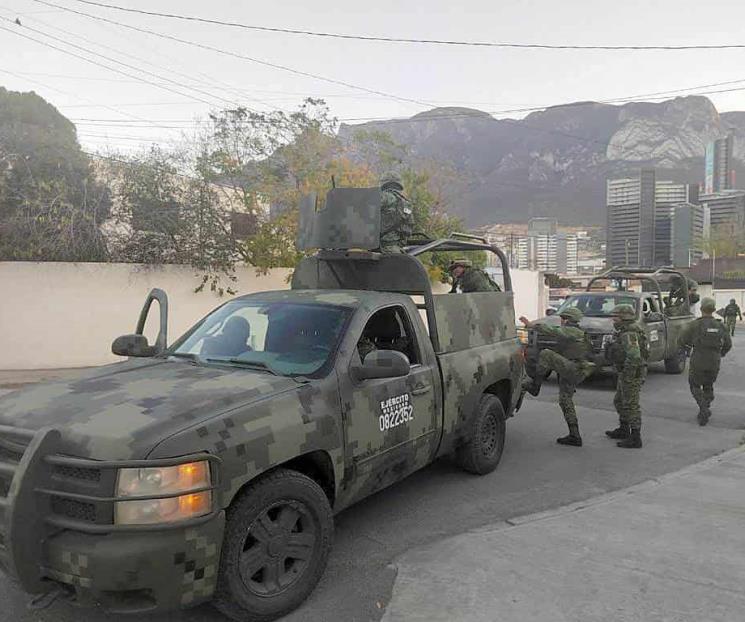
[379,393,414,432]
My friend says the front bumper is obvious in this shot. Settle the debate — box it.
[0,425,225,613]
[44,512,225,612]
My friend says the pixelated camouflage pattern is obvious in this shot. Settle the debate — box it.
[611,322,647,431]
[0,268,523,611]
[297,188,382,251]
[433,292,516,352]
[44,514,224,609]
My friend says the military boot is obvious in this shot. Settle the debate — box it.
[557,424,582,447]
[617,428,642,448]
[605,423,630,439]
[698,407,711,427]
[522,378,542,397]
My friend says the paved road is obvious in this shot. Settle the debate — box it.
[1,333,743,622]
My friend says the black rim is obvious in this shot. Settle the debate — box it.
[480,412,499,456]
[239,501,317,597]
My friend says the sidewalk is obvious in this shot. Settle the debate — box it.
[383,446,745,622]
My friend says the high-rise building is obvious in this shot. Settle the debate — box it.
[700,189,745,228]
[515,219,578,275]
[653,181,699,266]
[556,233,579,275]
[704,130,735,194]
[606,170,698,267]
[527,218,558,236]
[671,203,707,267]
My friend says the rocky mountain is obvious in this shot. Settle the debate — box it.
[339,96,745,226]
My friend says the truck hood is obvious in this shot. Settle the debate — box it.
[0,358,298,460]
[534,316,615,333]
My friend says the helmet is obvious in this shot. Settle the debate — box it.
[448,258,472,272]
[730,298,736,304]
[610,304,636,320]
[701,297,717,313]
[380,171,403,191]
[559,307,583,323]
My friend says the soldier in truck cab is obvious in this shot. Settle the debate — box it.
[357,308,413,362]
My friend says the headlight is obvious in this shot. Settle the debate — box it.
[601,334,614,348]
[115,461,212,525]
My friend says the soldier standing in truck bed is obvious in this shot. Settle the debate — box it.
[448,259,501,293]
[377,172,414,253]
[681,297,732,426]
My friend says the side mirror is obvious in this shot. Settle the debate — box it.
[353,350,411,381]
[112,334,158,357]
[112,288,169,357]
[645,312,663,323]
[545,308,557,316]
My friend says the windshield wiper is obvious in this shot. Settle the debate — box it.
[204,358,279,375]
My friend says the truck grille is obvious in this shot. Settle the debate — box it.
[54,464,102,483]
[51,498,97,523]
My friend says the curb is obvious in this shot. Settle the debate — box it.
[467,444,745,536]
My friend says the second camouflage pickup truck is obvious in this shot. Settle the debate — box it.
[0,189,523,622]
[527,267,696,376]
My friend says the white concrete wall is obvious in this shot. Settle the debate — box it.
[0,262,547,370]
[0,263,292,370]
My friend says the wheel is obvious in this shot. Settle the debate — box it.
[664,348,687,374]
[214,469,334,622]
[455,394,506,475]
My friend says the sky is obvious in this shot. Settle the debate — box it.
[3,0,745,153]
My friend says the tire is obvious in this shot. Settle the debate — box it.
[664,348,687,374]
[214,469,334,622]
[455,394,507,475]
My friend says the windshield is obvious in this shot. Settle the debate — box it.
[557,294,639,318]
[170,300,351,378]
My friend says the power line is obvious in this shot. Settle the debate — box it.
[32,0,431,108]
[2,7,285,112]
[0,21,215,106]
[3,18,237,108]
[68,0,745,51]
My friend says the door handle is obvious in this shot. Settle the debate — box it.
[412,384,432,396]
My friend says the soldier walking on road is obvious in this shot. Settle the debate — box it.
[448,259,501,293]
[519,308,595,447]
[378,172,414,253]
[681,298,732,426]
[722,299,742,336]
[605,304,648,449]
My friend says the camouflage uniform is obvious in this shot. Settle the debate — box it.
[606,304,648,448]
[665,277,699,316]
[681,298,732,425]
[722,300,742,336]
[378,172,413,253]
[523,307,594,446]
[448,260,501,293]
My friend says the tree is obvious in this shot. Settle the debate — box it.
[701,221,745,259]
[0,87,110,261]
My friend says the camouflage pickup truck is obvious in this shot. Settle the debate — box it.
[527,267,696,376]
[0,190,523,622]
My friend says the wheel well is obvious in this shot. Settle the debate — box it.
[485,379,512,415]
[279,451,336,507]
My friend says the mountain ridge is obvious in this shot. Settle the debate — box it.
[339,95,745,226]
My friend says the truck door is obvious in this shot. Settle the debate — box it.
[338,305,439,499]
[642,295,666,361]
